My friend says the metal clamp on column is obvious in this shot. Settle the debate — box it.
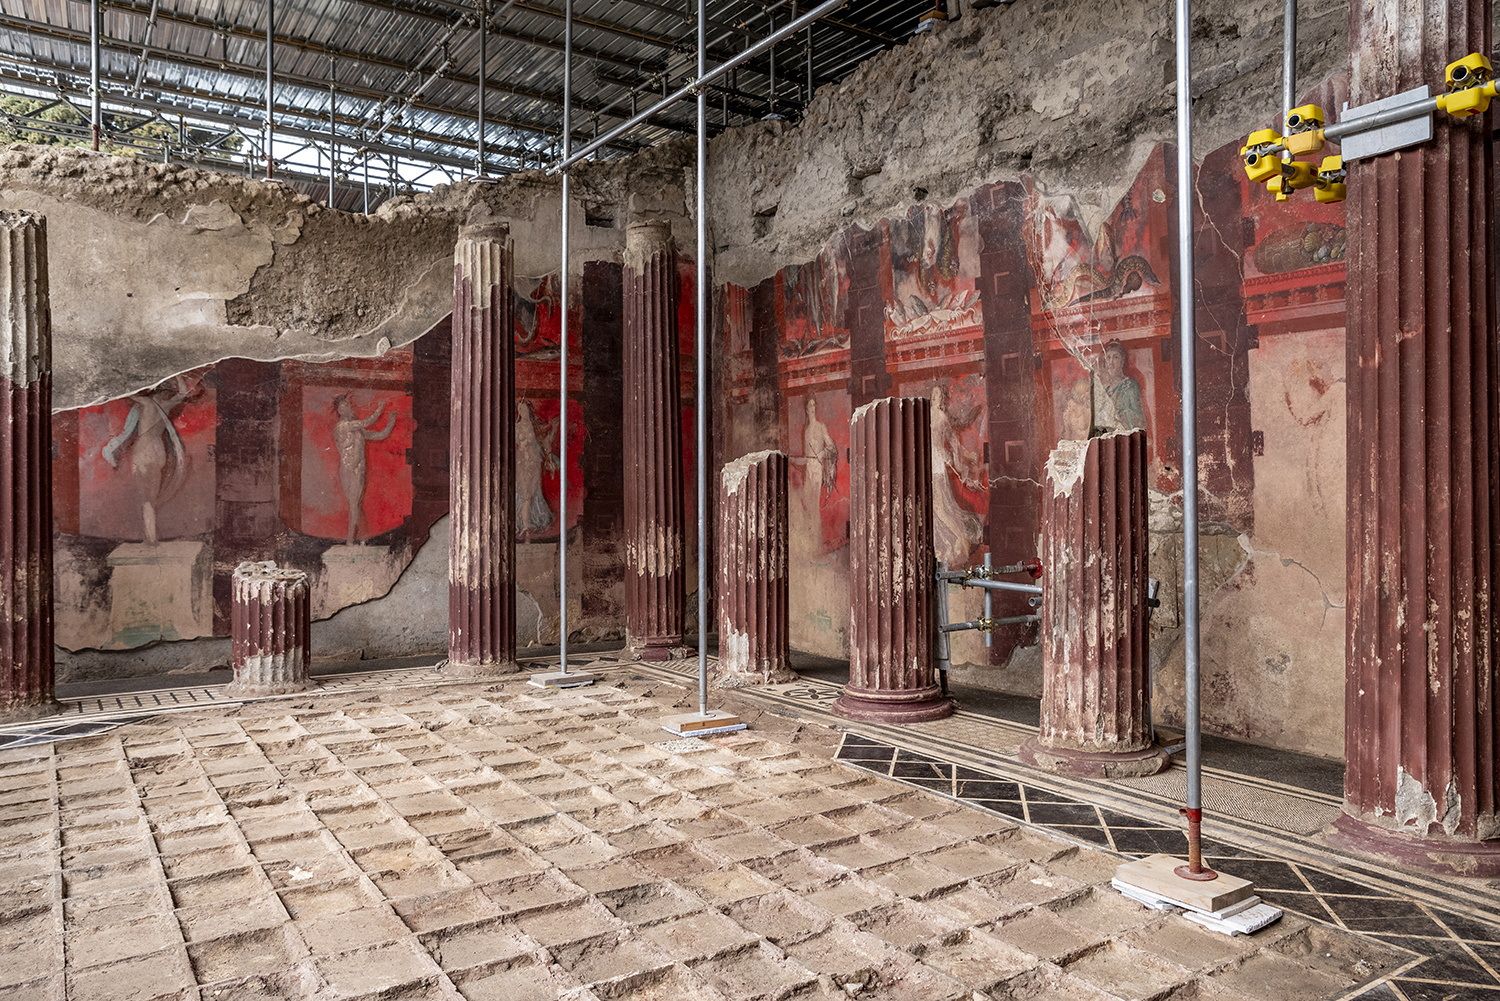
[932,551,1043,694]
[1239,0,1494,206]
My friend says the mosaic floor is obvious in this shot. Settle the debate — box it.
[0,654,1494,996]
[0,662,1403,1001]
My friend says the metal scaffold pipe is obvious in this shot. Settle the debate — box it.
[558,0,572,675]
[477,0,488,175]
[547,0,848,173]
[264,0,274,178]
[1282,0,1296,124]
[1174,0,1213,881]
[327,59,337,207]
[89,0,101,149]
[695,0,709,718]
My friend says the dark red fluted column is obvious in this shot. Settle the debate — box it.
[446,222,517,676]
[1333,0,1500,873]
[834,397,954,723]
[623,221,685,660]
[1020,430,1166,777]
[227,561,311,698]
[717,450,793,686]
[0,212,55,722]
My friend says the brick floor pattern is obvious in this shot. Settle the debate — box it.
[0,678,1398,1001]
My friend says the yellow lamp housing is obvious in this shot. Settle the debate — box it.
[1240,128,1285,184]
[1438,53,1498,119]
[1314,154,1347,204]
[1283,104,1326,156]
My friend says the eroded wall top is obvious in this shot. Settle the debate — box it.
[0,140,692,409]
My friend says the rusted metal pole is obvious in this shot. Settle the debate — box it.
[1172,0,1216,883]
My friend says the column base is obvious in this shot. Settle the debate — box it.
[224,680,312,700]
[442,658,520,678]
[1017,737,1171,779]
[1327,812,1500,879]
[0,698,63,725]
[832,685,955,724]
[718,664,798,688]
[629,642,686,662]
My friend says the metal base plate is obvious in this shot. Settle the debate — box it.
[659,711,747,737]
[1339,85,1433,161]
[527,671,599,689]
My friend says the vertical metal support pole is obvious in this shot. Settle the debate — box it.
[767,16,777,116]
[981,550,993,649]
[805,24,813,105]
[264,0,275,178]
[89,0,101,149]
[695,0,709,717]
[327,59,337,208]
[1172,0,1214,882]
[557,0,573,675]
[1281,0,1296,125]
[477,0,488,176]
[362,150,370,213]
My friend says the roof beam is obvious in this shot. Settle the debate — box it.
[0,51,534,170]
[0,11,606,150]
[84,0,679,132]
[335,0,659,74]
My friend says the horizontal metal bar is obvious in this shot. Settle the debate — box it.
[956,578,1044,596]
[548,0,848,172]
[1324,96,1438,140]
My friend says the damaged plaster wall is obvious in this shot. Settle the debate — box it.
[0,142,695,680]
[707,0,1348,288]
[708,0,1355,759]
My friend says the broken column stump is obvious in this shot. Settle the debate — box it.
[1019,430,1167,778]
[717,450,794,687]
[446,222,518,676]
[0,212,56,721]
[622,220,686,660]
[226,561,311,698]
[1332,0,1500,875]
[834,397,954,723]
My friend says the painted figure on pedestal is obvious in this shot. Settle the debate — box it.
[333,394,397,545]
[101,374,198,545]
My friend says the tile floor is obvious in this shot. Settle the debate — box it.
[0,669,1404,1000]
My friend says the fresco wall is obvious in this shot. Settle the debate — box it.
[53,259,701,673]
[716,94,1350,758]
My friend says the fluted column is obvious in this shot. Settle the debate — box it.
[834,397,954,723]
[1333,0,1500,873]
[226,562,311,698]
[623,221,685,660]
[0,212,55,722]
[1020,430,1166,777]
[446,222,517,676]
[717,450,793,686]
